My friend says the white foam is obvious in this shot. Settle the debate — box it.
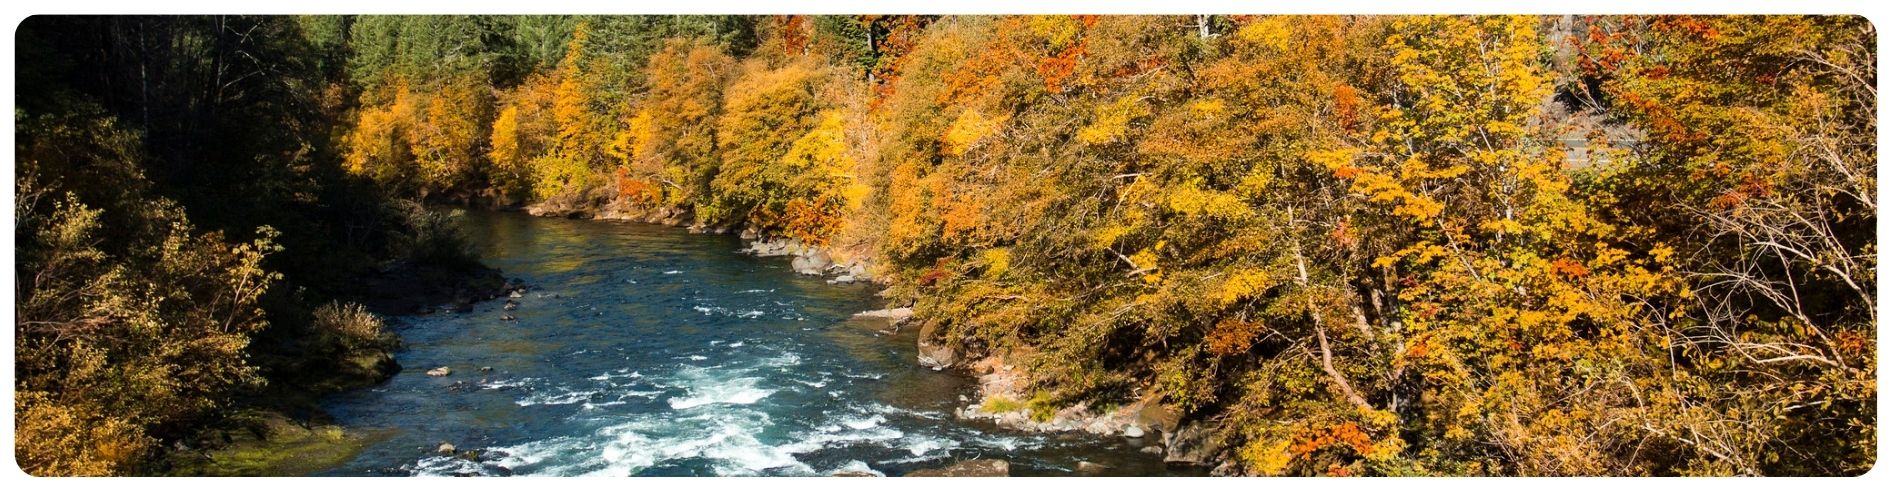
[842,414,885,430]
[901,434,957,457]
[479,377,539,390]
[826,460,885,477]
[727,341,745,348]
[664,270,682,275]
[966,433,1039,451]
[517,389,597,406]
[409,455,485,476]
[587,370,641,381]
[581,401,628,410]
[667,377,775,410]
[760,352,801,367]
[589,410,813,476]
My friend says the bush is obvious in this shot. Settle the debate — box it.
[311,301,389,351]
[386,200,479,269]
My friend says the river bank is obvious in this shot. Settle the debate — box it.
[523,205,1226,475]
[163,253,515,476]
[302,210,1191,476]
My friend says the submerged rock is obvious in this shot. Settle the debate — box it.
[1075,461,1110,474]
[905,459,1009,477]
[850,307,914,323]
[426,367,452,377]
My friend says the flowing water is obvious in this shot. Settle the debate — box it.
[314,211,1183,477]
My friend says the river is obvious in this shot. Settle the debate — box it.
[313,211,1180,476]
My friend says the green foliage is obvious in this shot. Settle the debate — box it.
[979,396,1025,414]
[16,132,281,475]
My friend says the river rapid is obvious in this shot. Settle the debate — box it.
[314,211,1180,477]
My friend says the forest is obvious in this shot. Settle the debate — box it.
[11,15,1877,476]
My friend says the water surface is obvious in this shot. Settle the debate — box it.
[316,211,1175,476]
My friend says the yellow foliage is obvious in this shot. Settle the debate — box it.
[1076,94,1148,145]
[980,247,1011,278]
[941,108,1005,156]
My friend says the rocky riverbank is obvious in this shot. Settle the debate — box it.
[850,310,1233,475]
[547,199,885,286]
[948,355,1231,473]
[532,204,1223,475]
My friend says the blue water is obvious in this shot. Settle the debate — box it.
[314,211,1173,476]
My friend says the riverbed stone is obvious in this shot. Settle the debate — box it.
[426,367,452,377]
[905,459,1009,477]
[1075,461,1110,474]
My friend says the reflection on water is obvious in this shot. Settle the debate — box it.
[315,211,1181,476]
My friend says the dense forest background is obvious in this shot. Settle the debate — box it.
[12,15,1877,476]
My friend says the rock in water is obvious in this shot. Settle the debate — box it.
[790,250,832,275]
[915,320,957,369]
[1123,424,1146,438]
[437,442,456,454]
[500,314,516,321]
[1140,446,1164,455]
[1075,461,1110,475]
[851,307,914,323]
[831,471,879,477]
[1163,422,1222,465]
[478,366,493,373]
[905,459,1009,477]
[426,367,452,377]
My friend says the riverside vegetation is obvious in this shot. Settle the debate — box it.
[12,15,1877,476]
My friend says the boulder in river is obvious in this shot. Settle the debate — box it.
[1123,424,1146,438]
[916,319,957,370]
[500,314,516,321]
[437,442,456,454]
[1075,461,1110,474]
[1163,422,1222,465]
[905,459,1009,477]
[917,340,956,370]
[426,367,452,377]
[791,249,832,275]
